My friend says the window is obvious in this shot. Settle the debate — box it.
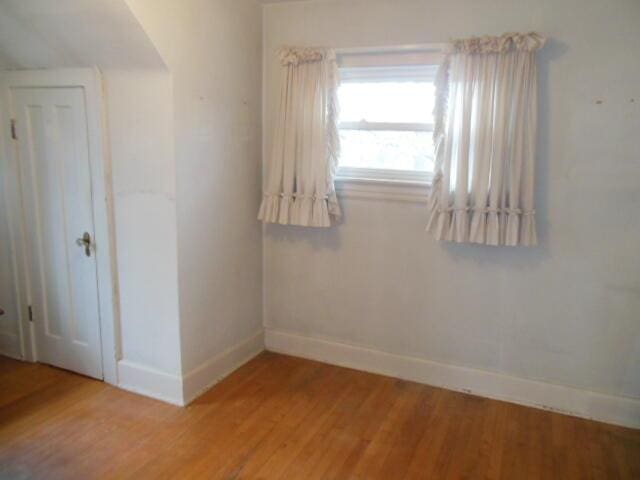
[336,49,441,187]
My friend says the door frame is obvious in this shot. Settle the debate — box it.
[0,68,119,384]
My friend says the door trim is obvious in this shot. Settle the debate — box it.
[0,68,119,384]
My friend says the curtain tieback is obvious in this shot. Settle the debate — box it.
[437,206,535,215]
[264,192,329,201]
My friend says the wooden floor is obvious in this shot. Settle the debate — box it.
[1,353,639,479]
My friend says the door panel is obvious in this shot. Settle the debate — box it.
[12,87,103,379]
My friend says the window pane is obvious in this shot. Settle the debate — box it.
[338,82,435,124]
[339,130,434,172]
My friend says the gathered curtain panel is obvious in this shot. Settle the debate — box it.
[258,47,341,227]
[427,32,546,246]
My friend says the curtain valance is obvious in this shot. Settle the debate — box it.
[452,32,546,54]
[279,47,336,65]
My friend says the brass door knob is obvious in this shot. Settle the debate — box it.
[76,232,92,257]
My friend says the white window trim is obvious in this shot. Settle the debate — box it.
[337,166,433,184]
[339,120,434,132]
[335,45,443,202]
[339,64,438,83]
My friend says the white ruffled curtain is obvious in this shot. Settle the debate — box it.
[427,32,545,246]
[258,47,341,227]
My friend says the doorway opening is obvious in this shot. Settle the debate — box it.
[0,68,118,383]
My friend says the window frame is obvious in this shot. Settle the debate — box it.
[334,47,443,200]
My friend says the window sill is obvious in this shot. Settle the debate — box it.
[335,176,431,203]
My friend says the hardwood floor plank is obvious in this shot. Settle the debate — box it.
[274,370,385,479]
[0,354,638,479]
[227,364,355,479]
[313,377,401,480]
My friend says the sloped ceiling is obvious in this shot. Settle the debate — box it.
[0,0,165,70]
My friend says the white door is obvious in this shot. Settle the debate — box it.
[11,86,103,379]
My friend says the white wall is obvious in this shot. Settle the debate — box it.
[263,0,640,425]
[0,0,164,70]
[103,69,182,377]
[125,0,264,398]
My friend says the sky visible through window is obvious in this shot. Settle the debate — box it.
[338,81,435,172]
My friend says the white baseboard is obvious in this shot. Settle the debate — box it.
[265,328,640,429]
[182,330,265,405]
[116,331,265,407]
[117,360,184,406]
